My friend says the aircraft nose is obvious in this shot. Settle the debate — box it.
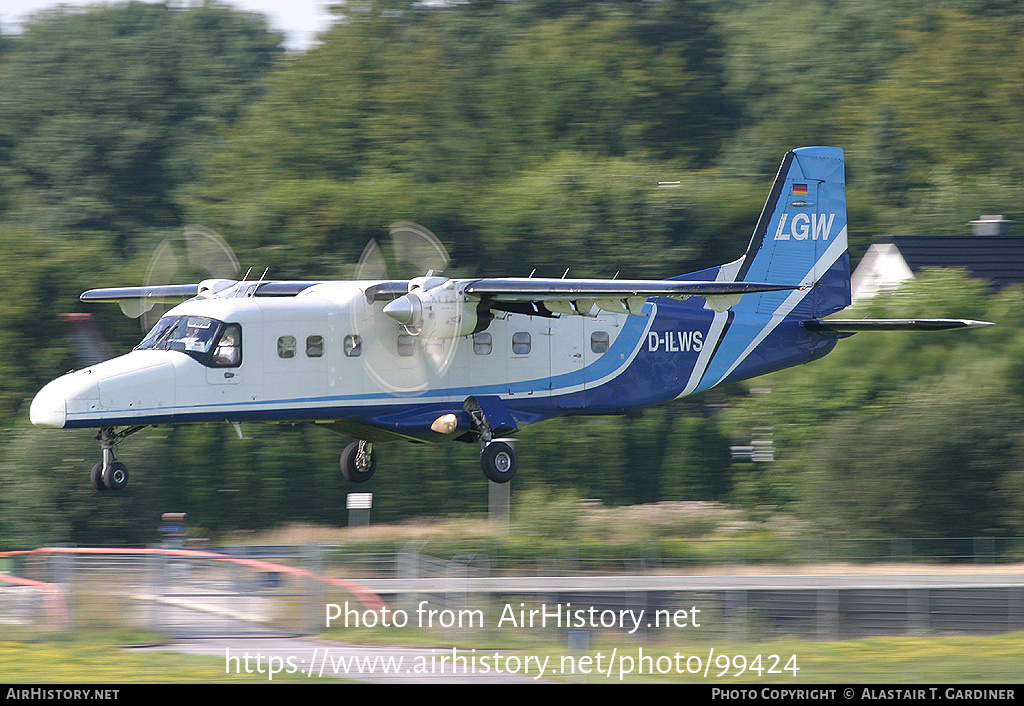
[30,380,67,428]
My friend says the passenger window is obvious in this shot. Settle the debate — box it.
[306,335,324,357]
[473,332,492,355]
[397,334,416,357]
[277,336,296,359]
[512,332,531,355]
[211,324,242,367]
[344,335,362,357]
[591,331,610,354]
[424,338,444,356]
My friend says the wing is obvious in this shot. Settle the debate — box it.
[80,284,204,303]
[463,277,800,316]
[79,281,331,303]
[83,275,798,323]
[80,280,328,317]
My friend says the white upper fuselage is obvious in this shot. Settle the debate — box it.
[30,280,648,431]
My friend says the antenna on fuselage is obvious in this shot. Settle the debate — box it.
[248,268,269,297]
[562,268,570,279]
[233,267,252,297]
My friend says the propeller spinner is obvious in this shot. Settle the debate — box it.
[351,223,466,395]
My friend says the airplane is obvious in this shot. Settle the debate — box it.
[30,146,990,491]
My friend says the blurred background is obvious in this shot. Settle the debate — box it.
[0,0,1023,558]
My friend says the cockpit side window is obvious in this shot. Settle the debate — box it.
[211,324,242,367]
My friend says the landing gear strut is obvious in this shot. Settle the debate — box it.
[465,398,518,483]
[92,426,144,491]
[341,440,377,483]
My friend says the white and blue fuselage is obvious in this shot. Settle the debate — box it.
[31,147,854,446]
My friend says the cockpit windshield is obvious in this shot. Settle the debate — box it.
[137,316,241,367]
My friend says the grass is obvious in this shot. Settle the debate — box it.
[1,630,1022,683]
[0,639,254,683]
[0,632,345,683]
[230,509,1024,569]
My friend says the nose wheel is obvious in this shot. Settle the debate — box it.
[341,440,377,483]
[91,461,129,491]
[91,426,144,491]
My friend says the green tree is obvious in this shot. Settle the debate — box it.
[804,374,1024,537]
[0,420,167,547]
[194,0,736,278]
[724,270,1024,532]
[0,232,110,420]
[0,2,282,248]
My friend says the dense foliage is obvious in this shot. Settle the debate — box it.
[3,0,1024,545]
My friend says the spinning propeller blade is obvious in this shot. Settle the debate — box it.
[139,226,240,331]
[350,223,462,396]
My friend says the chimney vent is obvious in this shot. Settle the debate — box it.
[969,215,1012,236]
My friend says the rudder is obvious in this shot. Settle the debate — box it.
[736,147,850,319]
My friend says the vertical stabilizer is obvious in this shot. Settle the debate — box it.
[689,147,850,393]
[736,146,850,319]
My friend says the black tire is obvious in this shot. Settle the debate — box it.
[102,462,129,491]
[481,441,517,483]
[91,462,108,491]
[340,441,377,483]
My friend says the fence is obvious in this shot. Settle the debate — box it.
[2,541,1023,642]
[0,546,381,639]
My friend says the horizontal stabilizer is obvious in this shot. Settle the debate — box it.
[804,318,993,332]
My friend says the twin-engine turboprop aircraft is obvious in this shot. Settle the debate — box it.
[31,147,989,491]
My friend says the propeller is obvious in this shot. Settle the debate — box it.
[351,222,464,396]
[134,226,240,331]
[354,221,449,280]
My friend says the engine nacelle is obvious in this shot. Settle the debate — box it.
[382,280,484,339]
[197,278,238,298]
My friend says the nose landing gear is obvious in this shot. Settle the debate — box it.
[91,426,145,491]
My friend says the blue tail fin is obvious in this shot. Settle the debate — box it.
[734,146,850,319]
[667,147,854,394]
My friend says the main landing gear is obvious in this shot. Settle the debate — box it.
[91,426,144,491]
[465,398,518,483]
[480,440,517,483]
[338,436,516,483]
[341,440,377,483]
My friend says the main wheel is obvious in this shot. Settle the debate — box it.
[340,441,377,483]
[102,462,129,491]
[91,462,108,491]
[481,441,517,483]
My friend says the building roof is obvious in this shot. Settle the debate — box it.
[875,234,1024,289]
